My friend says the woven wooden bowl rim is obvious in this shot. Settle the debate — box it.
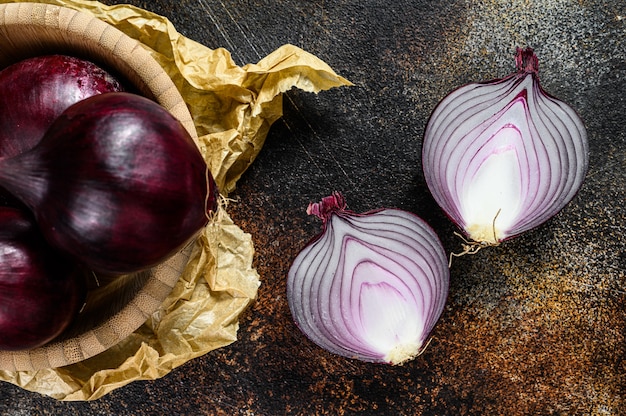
[0,2,198,372]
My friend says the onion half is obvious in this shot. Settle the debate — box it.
[287,192,449,365]
[422,47,589,245]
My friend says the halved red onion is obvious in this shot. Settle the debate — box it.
[287,192,449,365]
[422,47,588,244]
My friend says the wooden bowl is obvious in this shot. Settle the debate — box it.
[0,2,198,371]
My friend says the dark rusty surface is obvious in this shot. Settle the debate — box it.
[1,0,625,414]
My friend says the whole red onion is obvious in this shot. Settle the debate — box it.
[0,92,218,275]
[0,207,85,351]
[0,54,123,158]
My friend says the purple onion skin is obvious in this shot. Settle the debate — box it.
[0,207,85,351]
[0,54,123,158]
[0,92,218,275]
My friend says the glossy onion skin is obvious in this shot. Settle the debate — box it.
[0,54,123,157]
[422,48,588,244]
[0,207,85,351]
[287,194,449,364]
[0,92,218,275]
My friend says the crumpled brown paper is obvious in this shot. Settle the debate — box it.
[0,0,351,401]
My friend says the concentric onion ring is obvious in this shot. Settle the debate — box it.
[422,47,588,244]
[287,193,449,365]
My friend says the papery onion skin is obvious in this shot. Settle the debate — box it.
[0,207,85,351]
[0,92,218,275]
[287,192,449,365]
[422,47,589,244]
[0,54,123,158]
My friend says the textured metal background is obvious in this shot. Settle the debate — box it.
[1,0,624,414]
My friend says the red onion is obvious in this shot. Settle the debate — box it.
[0,92,218,275]
[287,193,449,365]
[0,54,123,158]
[0,207,85,351]
[422,47,588,245]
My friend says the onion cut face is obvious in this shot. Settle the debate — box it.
[422,47,589,244]
[287,192,449,365]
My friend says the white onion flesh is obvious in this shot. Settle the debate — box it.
[422,47,589,244]
[287,193,449,365]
